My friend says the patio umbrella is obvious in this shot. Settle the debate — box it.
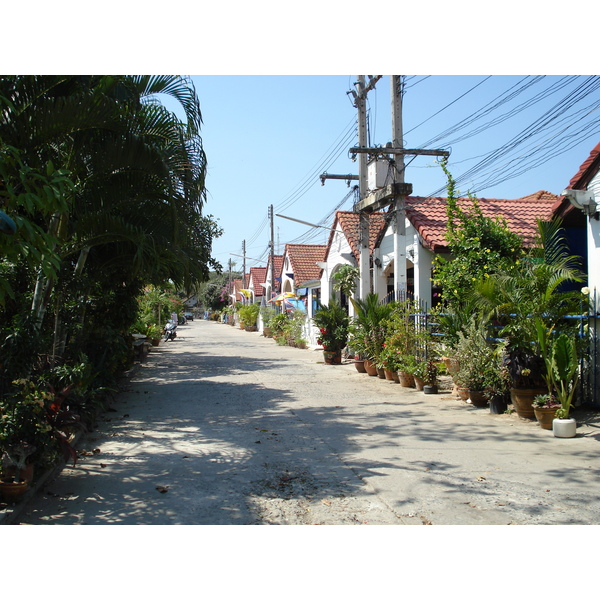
[268,292,296,303]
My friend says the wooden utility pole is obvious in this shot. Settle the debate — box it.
[350,76,381,300]
[269,204,275,299]
[241,240,247,304]
[322,75,450,303]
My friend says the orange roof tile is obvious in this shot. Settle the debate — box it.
[284,244,327,286]
[405,191,559,252]
[249,266,267,296]
[568,141,600,190]
[324,211,387,263]
[267,254,284,279]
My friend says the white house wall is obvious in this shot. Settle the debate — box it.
[377,218,433,305]
[321,228,355,306]
[588,169,600,294]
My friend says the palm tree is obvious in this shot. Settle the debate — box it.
[0,75,218,371]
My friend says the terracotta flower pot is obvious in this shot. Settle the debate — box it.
[0,479,29,503]
[510,388,547,419]
[413,375,425,391]
[354,360,366,373]
[469,389,488,407]
[534,406,559,429]
[398,371,415,388]
[384,368,396,381]
[457,387,470,401]
[364,360,378,376]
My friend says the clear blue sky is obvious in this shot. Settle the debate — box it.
[176,75,600,271]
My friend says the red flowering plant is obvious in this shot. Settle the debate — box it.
[312,301,350,354]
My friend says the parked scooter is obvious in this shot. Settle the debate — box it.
[163,320,177,342]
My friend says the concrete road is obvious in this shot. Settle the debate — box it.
[14,319,600,525]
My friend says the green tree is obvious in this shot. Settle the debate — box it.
[433,159,523,309]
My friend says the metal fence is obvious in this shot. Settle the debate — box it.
[581,289,599,407]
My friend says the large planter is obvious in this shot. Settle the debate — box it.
[376,367,386,379]
[151,338,160,347]
[510,388,546,419]
[245,325,257,332]
[534,406,559,430]
[413,375,425,391]
[0,479,29,504]
[553,418,577,438]
[384,368,396,381]
[323,350,342,365]
[263,327,272,337]
[364,360,378,376]
[423,384,438,395]
[398,371,415,388]
[469,389,488,408]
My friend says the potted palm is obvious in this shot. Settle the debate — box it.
[238,304,260,331]
[350,294,394,376]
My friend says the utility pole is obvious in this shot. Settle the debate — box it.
[391,75,406,298]
[352,76,381,300]
[269,204,275,299]
[242,239,247,304]
[323,75,450,303]
[228,258,232,304]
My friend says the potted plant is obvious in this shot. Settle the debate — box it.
[0,378,82,502]
[538,332,579,438]
[453,317,500,407]
[239,304,260,332]
[423,360,439,394]
[146,324,162,346]
[312,300,350,364]
[260,306,277,337]
[532,393,561,430]
[350,293,394,374]
[412,360,427,391]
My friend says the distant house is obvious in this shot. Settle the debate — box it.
[280,243,327,298]
[280,244,327,345]
[248,266,267,303]
[560,140,600,293]
[263,254,284,301]
[376,190,563,307]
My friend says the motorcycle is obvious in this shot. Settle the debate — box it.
[163,320,177,342]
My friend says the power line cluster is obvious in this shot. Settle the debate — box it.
[234,75,600,269]
[421,75,600,196]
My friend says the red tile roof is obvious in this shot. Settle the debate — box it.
[284,244,327,286]
[553,141,600,220]
[324,211,387,263]
[248,266,267,296]
[405,191,560,252]
[267,254,284,279]
[568,141,600,190]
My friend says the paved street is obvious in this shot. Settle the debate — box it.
[13,319,600,525]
